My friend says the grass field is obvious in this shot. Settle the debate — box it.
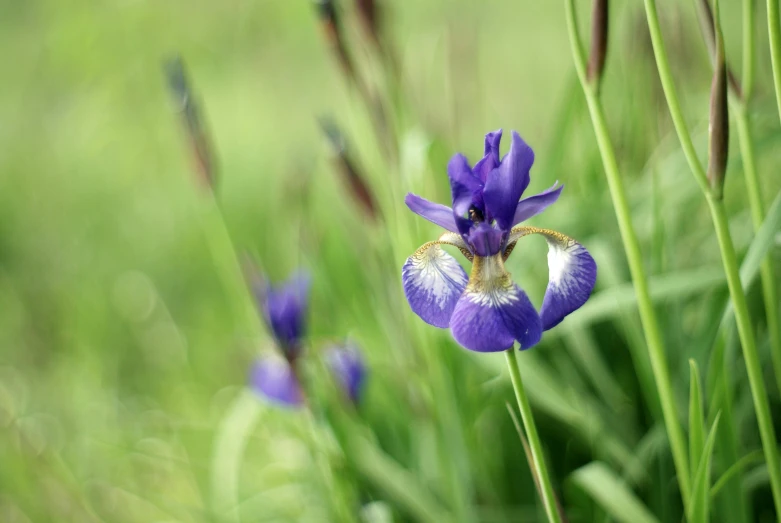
[1,0,781,521]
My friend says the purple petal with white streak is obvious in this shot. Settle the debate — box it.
[402,242,469,328]
[540,235,597,330]
[449,255,542,352]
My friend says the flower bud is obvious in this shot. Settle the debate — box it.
[586,0,609,87]
[707,0,729,199]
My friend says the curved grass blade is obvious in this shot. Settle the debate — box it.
[569,462,660,523]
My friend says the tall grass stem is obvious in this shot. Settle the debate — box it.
[768,0,781,121]
[564,0,692,508]
[641,0,781,514]
[505,349,562,523]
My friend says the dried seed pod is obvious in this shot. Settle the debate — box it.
[164,57,218,191]
[707,0,729,199]
[695,0,742,99]
[587,0,608,87]
[319,118,379,220]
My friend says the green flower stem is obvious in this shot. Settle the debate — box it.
[505,349,562,523]
[734,108,781,398]
[768,0,781,122]
[564,0,692,508]
[642,0,781,515]
[706,196,781,516]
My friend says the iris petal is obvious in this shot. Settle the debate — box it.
[450,254,542,352]
[512,183,564,226]
[249,356,304,408]
[402,237,469,328]
[405,193,459,232]
[505,226,597,330]
[483,131,534,231]
[473,129,503,182]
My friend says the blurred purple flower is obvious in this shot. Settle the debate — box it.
[402,130,597,352]
[326,344,367,404]
[251,270,311,360]
[249,356,304,408]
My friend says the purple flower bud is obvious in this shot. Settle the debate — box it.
[249,267,311,360]
[325,344,367,404]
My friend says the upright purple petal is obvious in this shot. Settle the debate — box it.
[402,242,469,328]
[473,129,503,182]
[512,183,564,226]
[448,154,483,235]
[540,233,597,330]
[249,356,304,408]
[449,254,542,352]
[467,223,504,257]
[326,344,366,403]
[405,193,459,233]
[483,131,535,231]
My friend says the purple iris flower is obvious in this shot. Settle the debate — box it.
[325,344,366,404]
[248,270,311,407]
[402,130,597,352]
[251,270,311,360]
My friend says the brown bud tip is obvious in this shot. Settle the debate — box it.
[163,56,217,191]
[707,0,728,199]
[356,0,381,43]
[695,0,742,99]
[318,118,379,220]
[586,0,608,86]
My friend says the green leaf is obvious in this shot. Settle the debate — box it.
[688,360,705,480]
[710,450,765,499]
[570,462,660,523]
[689,413,721,523]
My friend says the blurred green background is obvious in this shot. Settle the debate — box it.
[1,0,781,521]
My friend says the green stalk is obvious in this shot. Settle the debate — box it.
[505,349,562,523]
[707,196,781,516]
[564,0,692,508]
[768,0,781,122]
[642,0,781,516]
[733,109,781,397]
[733,0,781,398]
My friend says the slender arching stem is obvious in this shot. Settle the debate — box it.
[642,0,781,515]
[564,0,692,508]
[505,349,562,523]
[768,0,781,122]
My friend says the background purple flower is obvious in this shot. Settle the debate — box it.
[325,344,366,404]
[251,270,311,359]
[249,356,304,408]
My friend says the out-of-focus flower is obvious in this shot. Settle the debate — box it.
[402,130,596,352]
[249,356,304,408]
[247,268,311,408]
[325,343,367,404]
[251,270,311,360]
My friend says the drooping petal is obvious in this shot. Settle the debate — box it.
[473,129,503,182]
[467,223,504,257]
[249,356,304,408]
[326,343,367,404]
[405,193,459,232]
[505,226,597,330]
[402,238,469,328]
[450,254,542,352]
[512,182,564,226]
[483,131,535,231]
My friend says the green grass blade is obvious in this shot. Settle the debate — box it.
[570,462,660,523]
[688,360,705,481]
[688,413,721,523]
